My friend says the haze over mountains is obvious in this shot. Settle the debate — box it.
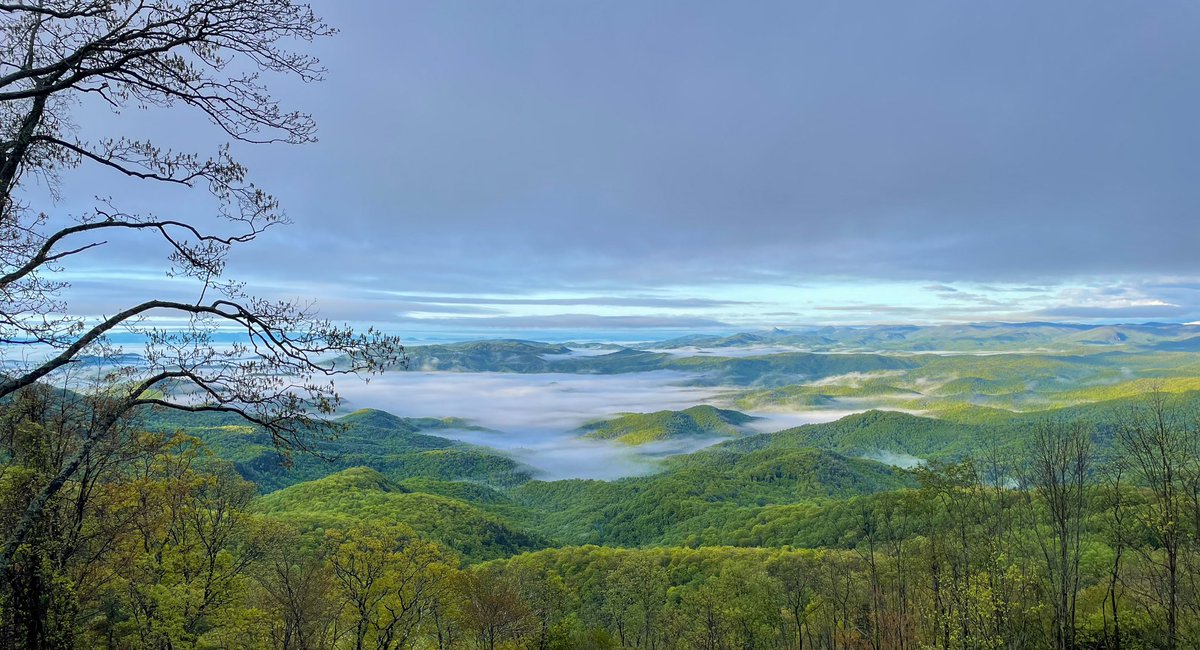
[259,321,1194,481]
[132,321,1200,490]
[140,318,1200,559]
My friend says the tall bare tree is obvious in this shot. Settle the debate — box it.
[0,1,403,572]
[1115,391,1197,650]
[1019,419,1093,650]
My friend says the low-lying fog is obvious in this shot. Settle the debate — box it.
[336,370,861,480]
[641,345,810,358]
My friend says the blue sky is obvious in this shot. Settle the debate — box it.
[38,1,1200,337]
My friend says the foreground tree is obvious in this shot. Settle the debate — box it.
[455,568,535,650]
[1019,419,1093,650]
[115,439,271,648]
[0,383,136,648]
[256,525,340,650]
[327,524,459,650]
[0,0,402,571]
[1114,392,1200,650]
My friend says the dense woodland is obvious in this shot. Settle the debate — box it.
[4,378,1200,650]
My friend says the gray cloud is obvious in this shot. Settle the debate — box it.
[372,294,755,308]
[39,1,1200,325]
[937,292,1012,308]
[814,304,926,314]
[254,0,1200,288]
[388,314,732,330]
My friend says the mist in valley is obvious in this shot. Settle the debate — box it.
[336,369,861,479]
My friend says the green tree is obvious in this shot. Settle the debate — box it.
[0,383,160,648]
[767,551,821,650]
[1019,420,1093,650]
[326,523,458,650]
[1114,393,1199,650]
[602,554,668,648]
[255,525,339,650]
[113,439,270,649]
[455,567,534,650]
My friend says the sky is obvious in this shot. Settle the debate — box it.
[34,1,1200,339]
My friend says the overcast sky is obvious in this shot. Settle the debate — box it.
[43,1,1200,338]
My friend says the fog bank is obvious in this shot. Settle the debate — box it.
[336,370,860,480]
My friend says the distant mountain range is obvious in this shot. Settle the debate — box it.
[651,321,1200,352]
[386,323,1200,397]
[399,338,914,385]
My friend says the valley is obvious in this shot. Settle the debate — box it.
[138,323,1200,552]
[67,322,1200,647]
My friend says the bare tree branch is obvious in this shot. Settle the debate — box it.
[0,1,403,576]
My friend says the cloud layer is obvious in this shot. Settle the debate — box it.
[36,1,1200,330]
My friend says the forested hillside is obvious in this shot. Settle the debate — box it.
[578,405,757,445]
[8,369,1200,648]
[12,320,1200,649]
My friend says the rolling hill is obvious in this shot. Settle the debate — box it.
[578,405,757,445]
